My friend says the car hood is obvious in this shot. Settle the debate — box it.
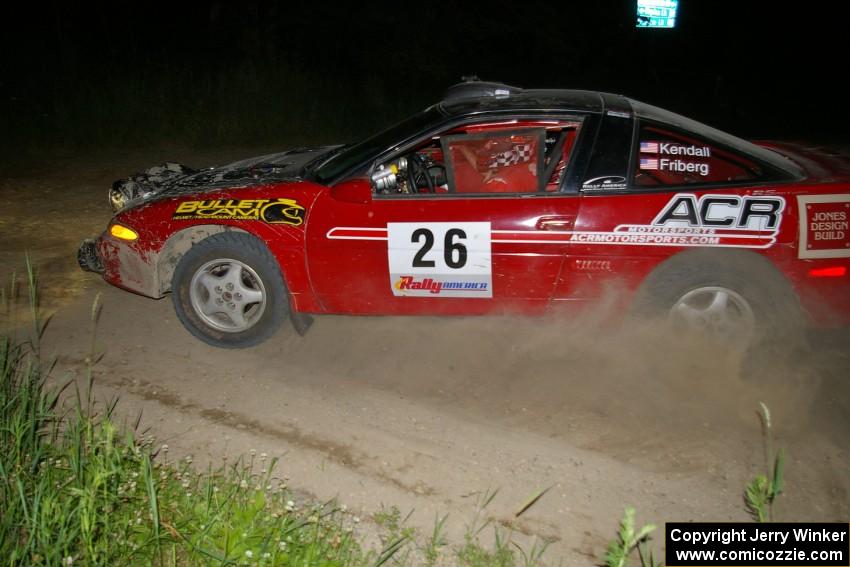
[110,145,340,212]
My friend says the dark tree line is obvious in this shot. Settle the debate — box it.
[2,1,848,152]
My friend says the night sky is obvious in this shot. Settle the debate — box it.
[2,1,848,152]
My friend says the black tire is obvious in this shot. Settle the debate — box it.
[171,232,288,348]
[632,249,803,348]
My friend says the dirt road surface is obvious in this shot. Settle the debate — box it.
[2,149,848,563]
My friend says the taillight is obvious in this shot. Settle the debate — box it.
[808,266,847,278]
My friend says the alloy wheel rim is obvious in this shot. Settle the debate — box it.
[189,259,267,333]
[669,286,756,344]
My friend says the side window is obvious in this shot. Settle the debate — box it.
[371,120,582,196]
[444,128,544,194]
[371,138,448,195]
[635,124,764,187]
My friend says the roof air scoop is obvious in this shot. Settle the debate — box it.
[443,77,523,101]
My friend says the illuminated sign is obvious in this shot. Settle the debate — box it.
[637,0,678,28]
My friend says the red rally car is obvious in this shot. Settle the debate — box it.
[78,80,850,348]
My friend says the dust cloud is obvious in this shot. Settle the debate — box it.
[272,283,848,480]
[3,148,847,526]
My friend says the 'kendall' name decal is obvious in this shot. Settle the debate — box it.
[640,141,711,157]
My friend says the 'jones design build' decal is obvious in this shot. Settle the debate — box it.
[173,198,306,226]
[324,195,788,283]
[797,194,850,259]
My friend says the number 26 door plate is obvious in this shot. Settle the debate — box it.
[387,222,492,298]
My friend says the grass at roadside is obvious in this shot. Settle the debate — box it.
[1,268,551,566]
[601,402,788,567]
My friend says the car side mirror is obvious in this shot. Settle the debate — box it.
[331,178,373,204]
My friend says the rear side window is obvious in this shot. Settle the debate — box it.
[634,124,765,187]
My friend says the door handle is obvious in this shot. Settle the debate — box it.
[536,216,574,231]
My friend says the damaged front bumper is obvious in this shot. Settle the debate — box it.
[77,238,104,274]
[77,233,165,298]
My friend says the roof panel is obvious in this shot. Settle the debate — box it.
[441,89,603,115]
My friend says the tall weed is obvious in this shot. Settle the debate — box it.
[1,268,551,565]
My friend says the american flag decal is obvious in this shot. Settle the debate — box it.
[640,157,659,170]
[640,141,659,153]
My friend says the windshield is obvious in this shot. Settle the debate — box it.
[311,105,447,183]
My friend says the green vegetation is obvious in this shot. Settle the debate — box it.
[603,402,788,566]
[603,508,660,567]
[744,402,785,523]
[1,268,551,565]
[454,488,548,567]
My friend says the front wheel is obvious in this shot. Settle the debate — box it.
[172,232,288,348]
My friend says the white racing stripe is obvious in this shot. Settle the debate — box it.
[326,226,778,249]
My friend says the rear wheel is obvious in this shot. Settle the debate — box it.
[669,285,756,345]
[172,232,288,348]
[633,250,802,350]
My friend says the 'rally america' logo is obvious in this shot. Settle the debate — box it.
[393,276,489,295]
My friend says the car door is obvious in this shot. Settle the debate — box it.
[306,118,587,315]
[565,115,791,304]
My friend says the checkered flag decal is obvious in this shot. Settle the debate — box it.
[490,143,533,167]
[512,143,533,162]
